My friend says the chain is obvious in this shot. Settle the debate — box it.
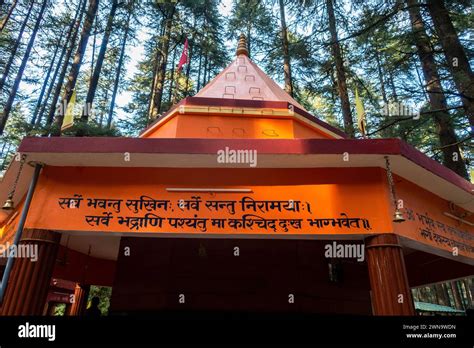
[384,156,398,208]
[8,153,27,198]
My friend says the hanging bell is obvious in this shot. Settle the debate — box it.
[2,195,14,210]
[393,209,405,223]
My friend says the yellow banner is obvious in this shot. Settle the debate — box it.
[61,90,76,130]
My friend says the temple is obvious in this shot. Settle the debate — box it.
[0,35,472,316]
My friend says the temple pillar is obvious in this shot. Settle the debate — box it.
[365,234,415,315]
[68,283,90,316]
[0,229,60,315]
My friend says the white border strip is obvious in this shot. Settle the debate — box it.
[166,188,253,193]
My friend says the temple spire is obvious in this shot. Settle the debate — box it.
[236,34,249,57]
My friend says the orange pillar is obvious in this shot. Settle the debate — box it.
[365,234,415,315]
[0,229,60,315]
[68,283,90,316]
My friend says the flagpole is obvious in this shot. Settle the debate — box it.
[172,64,179,105]
[174,37,189,105]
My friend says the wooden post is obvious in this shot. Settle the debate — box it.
[0,229,60,315]
[68,283,90,316]
[365,234,415,315]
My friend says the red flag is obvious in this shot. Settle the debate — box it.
[177,38,189,72]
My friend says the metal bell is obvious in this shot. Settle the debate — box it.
[2,196,14,210]
[393,209,405,223]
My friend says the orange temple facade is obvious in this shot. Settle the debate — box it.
[0,37,473,316]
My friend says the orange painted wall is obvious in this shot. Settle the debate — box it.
[0,199,23,245]
[143,114,331,139]
[3,166,473,259]
[176,114,295,138]
[145,116,178,138]
[393,175,474,259]
[293,121,329,139]
[25,167,392,236]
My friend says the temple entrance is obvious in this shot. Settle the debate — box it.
[110,237,372,315]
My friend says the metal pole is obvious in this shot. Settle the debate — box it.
[0,163,43,303]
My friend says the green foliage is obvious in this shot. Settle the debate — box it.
[62,121,122,137]
[227,0,276,59]
[53,303,66,316]
[87,285,112,316]
[0,0,471,172]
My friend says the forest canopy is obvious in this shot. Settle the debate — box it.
[0,0,472,178]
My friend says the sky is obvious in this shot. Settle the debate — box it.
[12,0,236,132]
[111,0,235,126]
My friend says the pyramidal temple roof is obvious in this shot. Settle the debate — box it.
[195,35,307,111]
[140,34,349,139]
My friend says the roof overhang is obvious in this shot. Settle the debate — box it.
[0,137,472,224]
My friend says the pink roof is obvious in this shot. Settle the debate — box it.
[195,54,307,111]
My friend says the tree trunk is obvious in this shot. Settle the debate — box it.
[374,48,388,105]
[197,45,202,91]
[0,141,6,159]
[98,88,108,126]
[202,47,208,87]
[247,21,251,59]
[107,4,132,129]
[148,21,168,121]
[412,288,419,302]
[207,66,212,85]
[80,0,118,124]
[431,286,440,304]
[326,0,354,137]
[0,0,48,134]
[168,46,177,105]
[407,0,468,178]
[36,21,76,127]
[413,58,429,101]
[90,21,97,78]
[422,287,430,303]
[52,0,99,135]
[147,33,164,121]
[278,0,293,97]
[0,144,12,170]
[149,5,176,121]
[426,0,474,135]
[418,287,426,302]
[463,279,473,308]
[387,70,398,103]
[30,34,63,125]
[450,281,464,310]
[328,64,336,103]
[205,52,210,85]
[184,17,196,96]
[0,0,17,31]
[434,284,449,306]
[45,0,87,127]
[0,0,34,93]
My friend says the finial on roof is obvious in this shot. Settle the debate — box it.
[236,34,248,57]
